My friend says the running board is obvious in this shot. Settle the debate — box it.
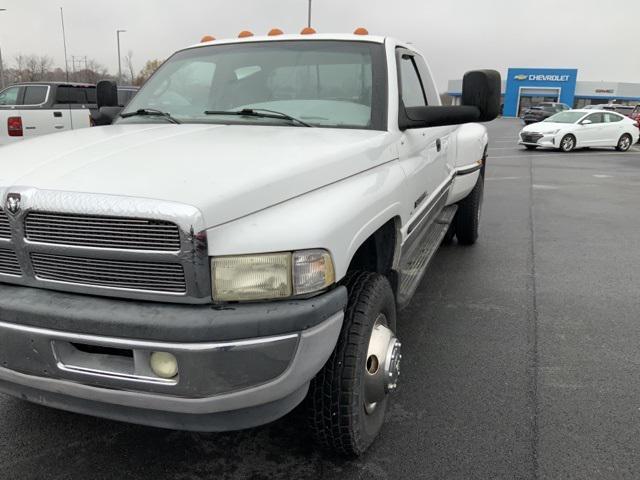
[397,205,458,309]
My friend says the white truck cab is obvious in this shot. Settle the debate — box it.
[0,82,95,146]
[0,31,500,456]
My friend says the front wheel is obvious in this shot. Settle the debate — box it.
[559,134,576,152]
[307,271,400,456]
[616,134,632,152]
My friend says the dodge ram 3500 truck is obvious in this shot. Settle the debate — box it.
[0,31,499,456]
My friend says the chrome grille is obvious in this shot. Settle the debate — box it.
[25,212,181,251]
[521,132,543,143]
[0,210,10,239]
[0,249,21,276]
[31,253,186,294]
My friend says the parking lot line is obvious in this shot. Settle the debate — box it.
[492,151,640,159]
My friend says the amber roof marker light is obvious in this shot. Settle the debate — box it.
[200,35,216,43]
[268,28,284,36]
[238,30,254,38]
[300,27,317,35]
[354,27,369,35]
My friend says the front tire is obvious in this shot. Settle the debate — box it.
[559,134,576,152]
[454,174,484,245]
[616,134,632,152]
[307,272,400,456]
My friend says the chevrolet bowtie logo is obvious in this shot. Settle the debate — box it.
[514,74,528,81]
[5,193,21,215]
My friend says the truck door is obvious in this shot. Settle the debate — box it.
[396,49,452,245]
[19,85,68,140]
[57,85,94,130]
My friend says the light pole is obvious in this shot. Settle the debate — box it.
[0,8,7,89]
[116,29,126,85]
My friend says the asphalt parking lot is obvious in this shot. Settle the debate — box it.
[2,118,640,480]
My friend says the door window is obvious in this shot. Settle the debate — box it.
[585,113,604,124]
[0,86,21,106]
[399,55,427,108]
[23,86,49,105]
[56,86,97,105]
[604,113,623,123]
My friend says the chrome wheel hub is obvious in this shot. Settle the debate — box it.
[364,314,402,415]
[562,137,574,151]
[620,137,630,150]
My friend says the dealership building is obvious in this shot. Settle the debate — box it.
[447,68,640,117]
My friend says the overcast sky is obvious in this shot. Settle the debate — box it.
[0,0,638,91]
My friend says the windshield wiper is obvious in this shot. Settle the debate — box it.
[120,108,181,124]
[204,108,313,127]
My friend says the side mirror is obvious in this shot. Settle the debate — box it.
[95,80,122,125]
[96,80,118,109]
[461,69,502,122]
[581,119,592,125]
[399,69,501,130]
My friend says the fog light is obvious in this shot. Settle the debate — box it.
[150,352,178,379]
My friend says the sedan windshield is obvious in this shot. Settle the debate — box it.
[119,40,386,130]
[544,111,585,123]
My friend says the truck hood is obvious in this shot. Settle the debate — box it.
[0,124,397,228]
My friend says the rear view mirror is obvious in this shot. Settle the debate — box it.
[93,80,122,126]
[461,70,502,122]
[581,119,592,125]
[399,70,501,130]
[96,80,118,109]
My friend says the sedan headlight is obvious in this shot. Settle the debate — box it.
[212,250,335,302]
[544,129,560,135]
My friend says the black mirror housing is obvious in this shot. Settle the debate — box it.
[462,70,501,122]
[96,80,118,109]
[401,106,480,130]
[399,69,501,130]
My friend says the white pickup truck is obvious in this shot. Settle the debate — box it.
[0,32,499,456]
[0,82,97,146]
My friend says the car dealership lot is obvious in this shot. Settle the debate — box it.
[1,118,640,479]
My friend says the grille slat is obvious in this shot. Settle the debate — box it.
[0,210,10,239]
[25,212,181,251]
[31,253,186,293]
[0,249,21,276]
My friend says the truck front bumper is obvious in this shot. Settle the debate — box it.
[0,284,347,431]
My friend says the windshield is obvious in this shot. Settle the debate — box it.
[119,40,387,130]
[544,111,585,123]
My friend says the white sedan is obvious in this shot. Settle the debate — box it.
[519,109,639,152]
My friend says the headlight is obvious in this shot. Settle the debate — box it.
[544,130,560,135]
[212,249,335,302]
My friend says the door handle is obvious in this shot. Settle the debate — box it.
[54,125,64,129]
[436,139,442,152]
[53,111,63,118]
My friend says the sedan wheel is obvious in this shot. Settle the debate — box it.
[616,134,632,152]
[560,134,576,152]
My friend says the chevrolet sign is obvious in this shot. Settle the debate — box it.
[514,74,570,82]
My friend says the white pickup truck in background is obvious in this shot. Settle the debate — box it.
[0,82,139,145]
[0,82,95,145]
